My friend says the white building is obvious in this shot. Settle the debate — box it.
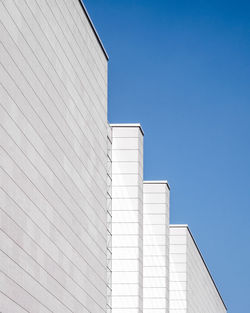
[0,1,227,313]
[169,225,227,313]
[0,0,109,312]
[143,181,170,313]
[111,124,144,313]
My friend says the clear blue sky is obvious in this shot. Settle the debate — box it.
[85,0,250,312]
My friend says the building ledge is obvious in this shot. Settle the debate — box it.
[110,123,144,136]
[144,180,170,190]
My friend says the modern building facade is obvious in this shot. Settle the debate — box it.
[169,225,227,313]
[0,1,227,313]
[0,0,109,312]
[143,181,170,313]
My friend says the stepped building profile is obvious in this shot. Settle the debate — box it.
[0,1,227,312]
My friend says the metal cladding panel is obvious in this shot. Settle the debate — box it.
[111,125,144,313]
[0,0,108,312]
[143,182,170,313]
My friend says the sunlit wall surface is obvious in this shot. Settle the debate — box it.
[0,0,108,312]
[111,124,144,313]
[169,225,227,313]
[143,181,170,313]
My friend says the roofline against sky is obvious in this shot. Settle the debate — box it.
[144,180,170,190]
[78,0,109,60]
[110,123,145,136]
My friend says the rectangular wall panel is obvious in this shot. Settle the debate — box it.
[169,226,187,313]
[143,181,170,313]
[111,124,144,313]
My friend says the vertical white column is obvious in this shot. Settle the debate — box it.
[169,225,188,313]
[107,125,113,313]
[111,124,144,313]
[143,181,170,313]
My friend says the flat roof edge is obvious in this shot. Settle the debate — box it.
[78,0,109,60]
[110,123,144,136]
[170,224,189,228]
[144,180,170,190]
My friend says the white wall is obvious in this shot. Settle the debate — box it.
[169,225,227,313]
[143,181,170,313]
[111,124,144,313]
[0,0,108,312]
[187,228,227,313]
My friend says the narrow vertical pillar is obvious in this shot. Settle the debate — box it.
[143,181,170,313]
[169,225,188,313]
[111,124,144,313]
[107,125,113,313]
